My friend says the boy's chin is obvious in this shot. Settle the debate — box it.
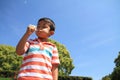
[38,36,48,39]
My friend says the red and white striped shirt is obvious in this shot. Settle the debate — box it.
[17,38,60,80]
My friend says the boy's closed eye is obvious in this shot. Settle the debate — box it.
[37,26,49,30]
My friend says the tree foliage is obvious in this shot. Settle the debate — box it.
[0,39,74,77]
[114,52,120,67]
[102,52,120,80]
[110,52,120,80]
[0,45,23,77]
[102,75,111,80]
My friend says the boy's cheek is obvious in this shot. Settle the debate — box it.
[42,29,49,33]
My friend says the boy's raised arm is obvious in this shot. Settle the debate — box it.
[16,32,30,55]
[16,26,35,55]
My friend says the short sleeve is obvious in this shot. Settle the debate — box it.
[52,46,60,65]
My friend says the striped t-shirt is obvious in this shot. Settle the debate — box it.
[17,38,60,80]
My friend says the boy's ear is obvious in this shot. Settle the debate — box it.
[50,31,54,36]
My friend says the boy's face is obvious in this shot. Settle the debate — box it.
[35,20,54,39]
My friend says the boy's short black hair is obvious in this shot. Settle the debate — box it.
[38,17,55,31]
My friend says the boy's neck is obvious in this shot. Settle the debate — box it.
[38,37,48,42]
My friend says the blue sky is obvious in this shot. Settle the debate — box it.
[0,0,120,80]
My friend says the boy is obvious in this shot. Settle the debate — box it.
[16,17,60,80]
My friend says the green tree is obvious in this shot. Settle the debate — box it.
[110,52,120,80]
[102,52,120,80]
[0,44,23,77]
[114,52,120,67]
[0,39,74,77]
[102,75,111,80]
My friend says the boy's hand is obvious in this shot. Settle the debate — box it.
[26,25,36,35]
